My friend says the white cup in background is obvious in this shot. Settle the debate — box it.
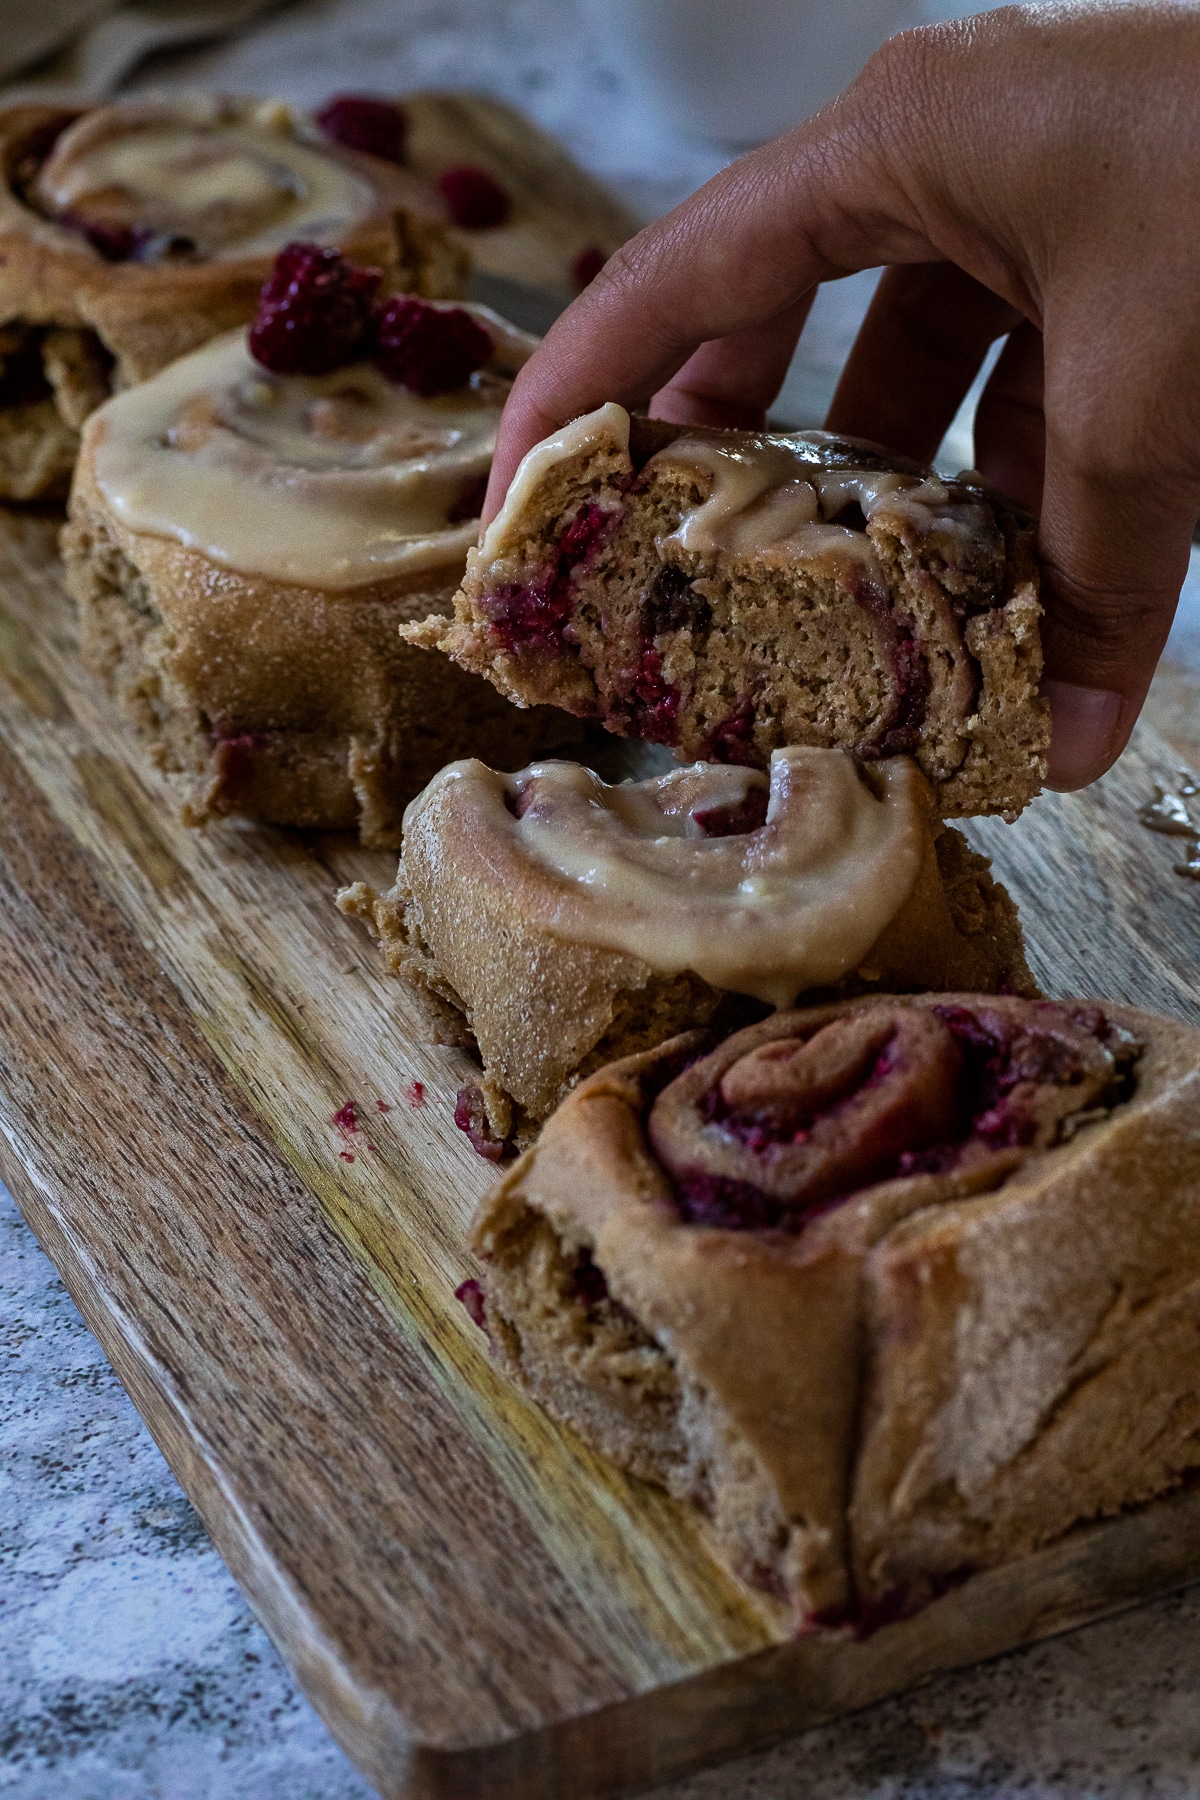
[592,0,919,145]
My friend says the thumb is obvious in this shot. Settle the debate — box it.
[1036,442,1194,791]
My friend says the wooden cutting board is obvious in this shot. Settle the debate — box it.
[1,504,1200,1800]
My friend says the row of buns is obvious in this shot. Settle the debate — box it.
[7,88,1200,1638]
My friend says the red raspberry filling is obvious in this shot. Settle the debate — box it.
[702,694,759,766]
[454,1084,511,1162]
[375,296,493,396]
[249,242,380,376]
[437,165,511,229]
[649,1000,1140,1232]
[315,94,409,165]
[481,502,617,656]
[692,787,770,838]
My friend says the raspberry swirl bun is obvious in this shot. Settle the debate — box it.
[63,301,574,844]
[467,996,1200,1623]
[405,404,1050,819]
[0,95,460,498]
[340,746,1032,1136]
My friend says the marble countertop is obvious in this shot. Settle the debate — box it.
[3,2,1200,1795]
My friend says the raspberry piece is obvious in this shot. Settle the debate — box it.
[59,212,153,263]
[455,1278,489,1336]
[437,165,511,229]
[249,242,380,376]
[571,244,606,289]
[315,94,409,165]
[375,296,492,396]
[453,1084,510,1162]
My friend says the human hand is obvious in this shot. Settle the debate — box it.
[486,2,1200,790]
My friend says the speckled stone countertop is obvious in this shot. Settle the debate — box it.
[4,2,1200,1795]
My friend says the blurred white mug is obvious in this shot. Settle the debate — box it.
[593,0,919,144]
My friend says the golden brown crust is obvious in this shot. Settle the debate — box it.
[467,998,1200,1622]
[62,437,577,845]
[0,101,466,499]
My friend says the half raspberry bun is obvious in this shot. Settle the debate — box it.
[402,404,1050,819]
[464,994,1200,1624]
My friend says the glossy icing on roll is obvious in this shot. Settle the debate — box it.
[34,96,379,260]
[89,312,530,586]
[405,747,927,1007]
[478,402,970,573]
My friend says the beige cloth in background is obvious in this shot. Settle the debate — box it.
[0,0,289,99]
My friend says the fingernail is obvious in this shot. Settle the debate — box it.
[1042,680,1124,790]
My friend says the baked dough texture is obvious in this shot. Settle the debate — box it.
[0,97,463,499]
[62,317,575,844]
[403,405,1050,820]
[467,995,1200,1624]
[340,751,1033,1135]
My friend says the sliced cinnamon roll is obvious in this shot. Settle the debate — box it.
[465,995,1200,1623]
[339,746,1033,1136]
[0,94,461,498]
[62,294,573,844]
[403,403,1050,819]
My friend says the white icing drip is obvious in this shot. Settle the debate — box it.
[34,96,378,260]
[653,438,930,570]
[89,322,515,587]
[408,748,925,1008]
[477,402,630,562]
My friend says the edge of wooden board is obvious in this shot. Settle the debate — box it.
[3,506,1200,1799]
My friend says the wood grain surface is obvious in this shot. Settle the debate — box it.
[1,499,1199,1799]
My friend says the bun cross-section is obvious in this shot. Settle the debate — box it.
[401,403,1050,819]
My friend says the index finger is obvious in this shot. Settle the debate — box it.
[483,60,947,519]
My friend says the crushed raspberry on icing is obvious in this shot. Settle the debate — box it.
[482,501,618,656]
[571,244,607,289]
[437,165,511,229]
[249,242,381,375]
[692,787,770,838]
[455,1277,488,1331]
[315,94,409,164]
[648,999,1140,1232]
[375,295,493,395]
[454,1084,510,1162]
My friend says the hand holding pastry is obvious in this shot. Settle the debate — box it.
[484,2,1200,791]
